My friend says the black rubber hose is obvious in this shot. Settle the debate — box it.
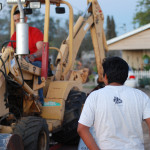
[1,40,16,49]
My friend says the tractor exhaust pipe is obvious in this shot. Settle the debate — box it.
[16,0,29,55]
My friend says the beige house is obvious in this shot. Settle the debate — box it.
[107,23,150,70]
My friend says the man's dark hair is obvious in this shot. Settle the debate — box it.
[13,10,26,17]
[102,57,129,85]
[13,10,20,15]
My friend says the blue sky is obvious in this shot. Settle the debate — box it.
[50,0,139,36]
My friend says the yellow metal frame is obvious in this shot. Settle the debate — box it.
[60,1,73,79]
[11,5,17,37]
[49,47,63,76]
[55,0,107,83]
[44,0,50,42]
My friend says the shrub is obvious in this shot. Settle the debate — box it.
[139,77,150,88]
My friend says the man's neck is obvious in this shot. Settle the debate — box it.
[108,82,122,86]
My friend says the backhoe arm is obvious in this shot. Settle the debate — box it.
[55,0,108,83]
[89,0,108,82]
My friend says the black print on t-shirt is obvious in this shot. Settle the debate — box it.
[113,97,122,104]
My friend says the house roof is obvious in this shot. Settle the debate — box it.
[107,23,150,44]
[107,23,150,50]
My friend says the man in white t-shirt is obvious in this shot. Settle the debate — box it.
[77,57,150,150]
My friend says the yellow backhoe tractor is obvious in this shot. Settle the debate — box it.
[0,0,108,149]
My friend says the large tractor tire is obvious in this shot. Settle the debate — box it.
[52,90,87,144]
[13,116,49,150]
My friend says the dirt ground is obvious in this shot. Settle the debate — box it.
[82,82,150,150]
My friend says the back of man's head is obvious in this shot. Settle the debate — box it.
[102,57,129,85]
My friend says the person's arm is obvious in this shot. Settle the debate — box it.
[77,123,99,150]
[28,41,43,62]
[145,118,150,136]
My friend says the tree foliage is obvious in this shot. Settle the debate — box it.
[111,17,116,38]
[133,0,150,26]
[106,16,111,40]
[105,15,120,57]
[27,9,44,32]
[0,0,11,48]
[106,15,117,40]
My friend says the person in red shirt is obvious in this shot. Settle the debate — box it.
[8,10,43,62]
[8,10,44,104]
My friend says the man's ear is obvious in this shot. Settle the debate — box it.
[103,74,108,85]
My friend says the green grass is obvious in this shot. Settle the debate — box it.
[83,85,96,89]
